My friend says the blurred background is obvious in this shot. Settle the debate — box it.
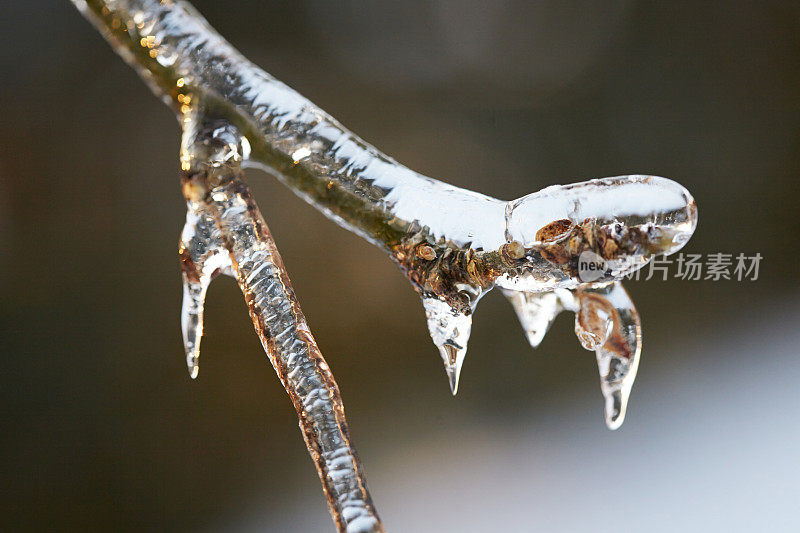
[1,1,798,531]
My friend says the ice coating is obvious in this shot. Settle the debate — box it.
[506,175,697,248]
[75,0,507,250]
[78,0,698,258]
[209,180,382,532]
[494,176,697,295]
[179,117,383,532]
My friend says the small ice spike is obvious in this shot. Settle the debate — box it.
[423,298,473,395]
[502,283,640,429]
[501,289,563,348]
[179,205,232,379]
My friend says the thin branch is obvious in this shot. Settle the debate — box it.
[180,115,383,531]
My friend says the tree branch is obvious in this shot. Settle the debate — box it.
[73,0,699,529]
[179,115,383,531]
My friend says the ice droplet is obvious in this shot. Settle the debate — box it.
[179,206,232,378]
[423,298,473,395]
[501,289,562,348]
[574,282,641,429]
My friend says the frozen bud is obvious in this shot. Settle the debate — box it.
[506,175,697,257]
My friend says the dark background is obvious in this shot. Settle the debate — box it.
[1,1,798,531]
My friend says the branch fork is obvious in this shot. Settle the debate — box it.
[72,0,699,529]
[179,114,383,532]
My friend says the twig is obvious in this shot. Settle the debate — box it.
[180,115,383,531]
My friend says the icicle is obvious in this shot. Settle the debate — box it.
[179,206,232,378]
[501,289,563,348]
[574,282,641,430]
[423,298,473,395]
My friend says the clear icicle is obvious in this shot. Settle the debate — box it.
[180,278,206,379]
[574,282,641,430]
[501,289,563,348]
[423,298,473,395]
[179,206,232,379]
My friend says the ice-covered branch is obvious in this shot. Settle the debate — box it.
[74,0,697,401]
[179,115,383,532]
[73,0,697,529]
